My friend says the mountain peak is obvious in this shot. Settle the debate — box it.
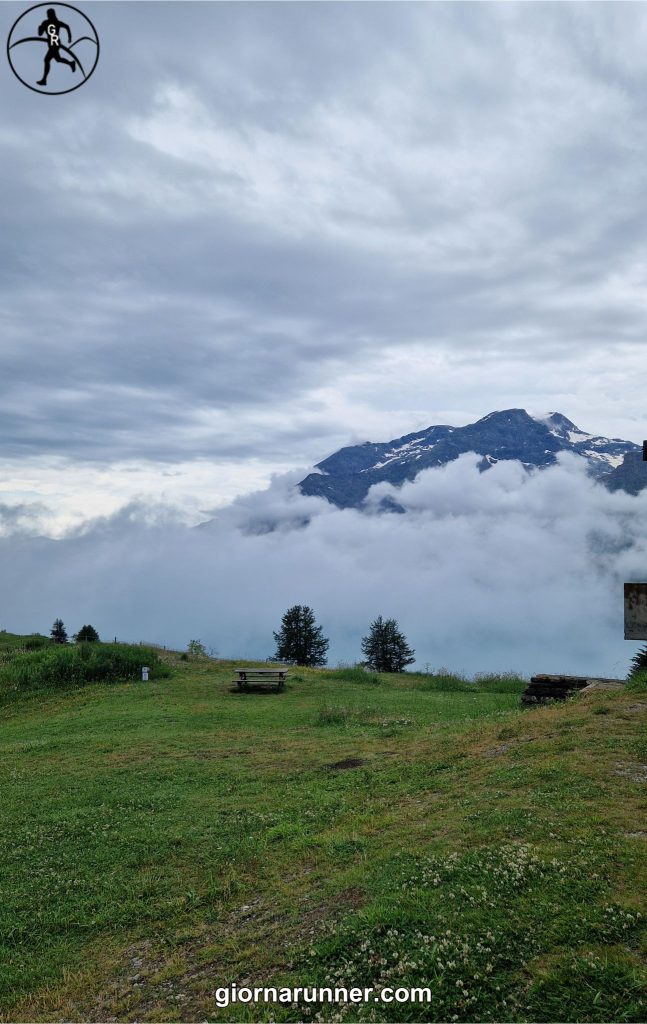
[537,412,582,437]
[477,408,535,424]
[298,409,641,509]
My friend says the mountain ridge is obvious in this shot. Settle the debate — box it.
[298,408,643,509]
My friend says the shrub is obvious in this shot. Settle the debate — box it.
[21,634,52,651]
[0,643,171,693]
[0,633,52,667]
[627,644,647,681]
[0,633,51,653]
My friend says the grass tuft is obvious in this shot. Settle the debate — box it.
[626,669,647,694]
[326,666,383,685]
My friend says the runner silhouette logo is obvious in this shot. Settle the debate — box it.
[7,2,99,94]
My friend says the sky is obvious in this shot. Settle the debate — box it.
[1,1,647,671]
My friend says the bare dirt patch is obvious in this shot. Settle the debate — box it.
[323,757,367,772]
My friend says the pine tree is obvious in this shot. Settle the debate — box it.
[74,624,100,643]
[628,643,647,680]
[50,618,68,644]
[361,615,388,671]
[273,605,329,667]
[361,615,415,672]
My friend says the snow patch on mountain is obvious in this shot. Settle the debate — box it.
[299,409,642,509]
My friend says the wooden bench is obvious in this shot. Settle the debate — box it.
[235,668,288,692]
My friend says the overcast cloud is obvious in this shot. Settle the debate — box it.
[1,2,647,671]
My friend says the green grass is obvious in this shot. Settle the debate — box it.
[326,667,383,686]
[0,631,52,665]
[0,649,644,1022]
[0,642,171,695]
[627,670,647,694]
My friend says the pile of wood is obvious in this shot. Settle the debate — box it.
[521,674,624,705]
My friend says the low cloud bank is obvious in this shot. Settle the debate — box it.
[1,454,645,678]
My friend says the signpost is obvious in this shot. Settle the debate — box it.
[622,443,647,640]
[624,584,647,640]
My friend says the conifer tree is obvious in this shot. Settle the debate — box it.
[273,605,329,667]
[628,643,647,680]
[50,618,68,644]
[74,624,100,643]
[361,615,415,672]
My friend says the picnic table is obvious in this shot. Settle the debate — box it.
[234,667,288,692]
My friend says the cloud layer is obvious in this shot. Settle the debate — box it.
[2,457,645,678]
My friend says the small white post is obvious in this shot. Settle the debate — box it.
[141,666,149,681]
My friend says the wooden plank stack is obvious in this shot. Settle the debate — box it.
[522,674,597,705]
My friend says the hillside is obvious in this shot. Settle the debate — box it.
[0,649,645,1022]
[298,409,642,509]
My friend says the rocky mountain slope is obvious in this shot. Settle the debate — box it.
[298,409,643,509]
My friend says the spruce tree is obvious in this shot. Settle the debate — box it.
[74,624,100,643]
[628,643,647,680]
[273,605,329,667]
[361,615,415,672]
[50,618,68,644]
[361,615,389,671]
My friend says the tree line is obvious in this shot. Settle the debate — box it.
[47,606,416,672]
[273,605,415,671]
[50,619,99,644]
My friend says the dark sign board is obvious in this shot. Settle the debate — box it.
[624,583,647,640]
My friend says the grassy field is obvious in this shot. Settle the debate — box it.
[0,642,645,1022]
